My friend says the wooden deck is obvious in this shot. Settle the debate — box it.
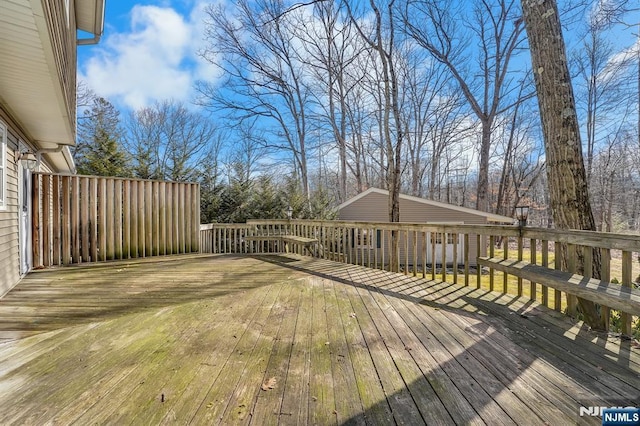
[0,254,638,425]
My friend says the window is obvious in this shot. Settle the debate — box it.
[353,229,382,249]
[0,121,6,210]
[430,233,457,245]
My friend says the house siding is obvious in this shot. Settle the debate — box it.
[0,124,21,297]
[339,191,490,266]
[43,0,77,131]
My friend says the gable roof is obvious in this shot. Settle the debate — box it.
[337,188,514,223]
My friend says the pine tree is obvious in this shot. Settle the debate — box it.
[75,97,130,177]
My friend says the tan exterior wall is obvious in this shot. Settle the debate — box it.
[339,191,489,266]
[0,121,21,297]
[43,0,78,131]
[0,111,58,297]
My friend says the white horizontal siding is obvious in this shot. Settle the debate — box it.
[0,123,22,297]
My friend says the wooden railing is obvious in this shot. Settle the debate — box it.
[33,174,200,266]
[200,219,640,336]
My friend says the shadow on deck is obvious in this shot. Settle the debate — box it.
[0,254,638,425]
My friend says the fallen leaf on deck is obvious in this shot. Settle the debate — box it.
[261,377,277,391]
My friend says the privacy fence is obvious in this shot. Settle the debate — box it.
[32,173,200,266]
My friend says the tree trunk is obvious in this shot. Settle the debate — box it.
[476,119,492,212]
[521,0,606,330]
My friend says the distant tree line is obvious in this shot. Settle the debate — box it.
[74,90,335,223]
[74,0,640,232]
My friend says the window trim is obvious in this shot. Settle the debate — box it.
[0,121,6,210]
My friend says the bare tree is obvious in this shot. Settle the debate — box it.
[404,0,528,212]
[126,100,217,181]
[299,1,365,202]
[198,0,314,200]
[345,0,404,222]
[572,16,634,180]
[397,51,471,198]
[344,0,405,273]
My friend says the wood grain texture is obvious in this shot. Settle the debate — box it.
[0,255,636,424]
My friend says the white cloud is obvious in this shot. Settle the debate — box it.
[598,37,640,84]
[80,3,219,110]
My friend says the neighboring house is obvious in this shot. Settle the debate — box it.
[0,0,105,296]
[337,188,514,266]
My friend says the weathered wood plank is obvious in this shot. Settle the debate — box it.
[137,180,145,258]
[98,178,106,262]
[52,175,61,266]
[345,275,425,425]
[156,285,281,423]
[61,176,70,264]
[190,284,284,423]
[477,257,640,315]
[308,278,337,425]
[71,177,80,264]
[42,174,51,267]
[321,279,366,425]
[279,283,313,424]
[144,180,153,257]
[362,285,458,424]
[250,283,303,425]
[386,281,600,424]
[114,179,123,260]
[332,276,394,425]
[89,178,98,262]
[105,178,114,261]
[80,177,89,263]
[1,254,637,425]
[218,284,295,424]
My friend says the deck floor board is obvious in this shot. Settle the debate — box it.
[0,254,637,425]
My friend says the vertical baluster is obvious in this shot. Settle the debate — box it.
[566,244,578,316]
[530,238,537,301]
[517,234,523,297]
[464,233,470,286]
[489,235,495,291]
[541,240,549,307]
[621,250,633,336]
[600,248,611,330]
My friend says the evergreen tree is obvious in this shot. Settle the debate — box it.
[75,97,130,177]
[248,177,286,219]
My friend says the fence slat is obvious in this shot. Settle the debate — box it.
[99,178,107,262]
[115,179,123,260]
[52,175,60,265]
[31,173,40,267]
[89,178,97,262]
[81,177,89,263]
[42,175,51,267]
[34,174,199,267]
[73,177,81,263]
[106,178,114,261]
[62,176,71,265]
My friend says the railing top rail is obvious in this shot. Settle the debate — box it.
[200,223,253,230]
[35,172,199,186]
[226,219,640,252]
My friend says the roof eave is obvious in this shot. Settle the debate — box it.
[338,188,515,224]
[75,0,105,41]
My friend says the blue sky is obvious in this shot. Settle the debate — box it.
[78,0,220,111]
[78,0,640,115]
